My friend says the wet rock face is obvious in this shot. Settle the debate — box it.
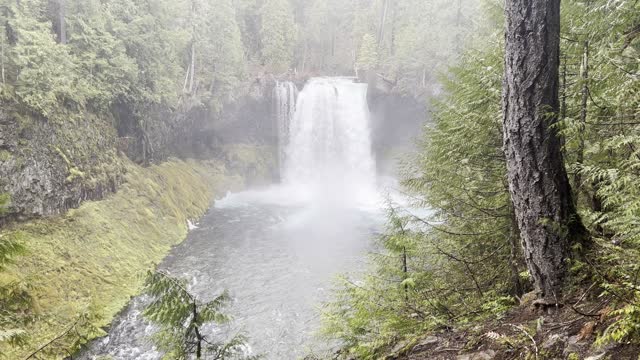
[115,78,277,165]
[0,78,277,224]
[367,88,427,175]
[0,110,125,222]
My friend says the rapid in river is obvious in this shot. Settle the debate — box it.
[80,77,394,359]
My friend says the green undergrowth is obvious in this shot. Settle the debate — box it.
[0,157,244,359]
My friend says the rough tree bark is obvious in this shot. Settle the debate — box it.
[503,0,586,303]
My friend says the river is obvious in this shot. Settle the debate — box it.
[80,77,394,359]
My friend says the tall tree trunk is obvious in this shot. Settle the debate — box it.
[48,0,66,44]
[560,53,567,122]
[1,34,5,86]
[58,0,66,44]
[192,302,202,359]
[455,0,462,53]
[402,246,408,301]
[377,0,389,46]
[390,2,397,55]
[189,41,196,93]
[573,40,589,196]
[188,0,197,94]
[301,39,307,74]
[503,0,586,303]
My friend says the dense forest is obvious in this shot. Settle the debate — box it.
[0,0,471,123]
[323,0,640,359]
[0,0,639,359]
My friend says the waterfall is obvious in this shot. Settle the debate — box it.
[282,77,377,206]
[273,81,298,177]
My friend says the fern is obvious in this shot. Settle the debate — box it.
[142,270,256,359]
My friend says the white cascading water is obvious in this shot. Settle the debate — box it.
[79,77,386,360]
[273,81,298,174]
[281,77,377,207]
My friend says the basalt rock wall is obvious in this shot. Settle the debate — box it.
[0,78,279,224]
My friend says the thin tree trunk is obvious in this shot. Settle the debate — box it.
[574,40,589,195]
[188,0,196,94]
[183,63,191,93]
[559,53,567,159]
[422,66,427,88]
[208,65,216,93]
[377,0,389,46]
[503,0,586,303]
[58,0,66,44]
[590,180,603,235]
[390,2,397,55]
[402,246,408,301]
[192,302,202,359]
[455,0,462,53]
[1,36,5,86]
[560,53,567,122]
[301,40,307,74]
[189,41,196,93]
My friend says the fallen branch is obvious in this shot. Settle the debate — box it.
[24,318,82,360]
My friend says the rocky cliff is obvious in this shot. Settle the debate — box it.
[0,110,125,222]
[0,78,278,224]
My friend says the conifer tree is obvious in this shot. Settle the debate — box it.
[8,0,84,118]
[259,0,296,72]
[0,231,31,347]
[356,33,378,73]
[503,0,586,302]
[193,0,245,111]
[143,271,257,360]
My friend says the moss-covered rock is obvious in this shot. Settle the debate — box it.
[221,143,277,186]
[0,110,125,222]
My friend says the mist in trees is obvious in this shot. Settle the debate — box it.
[0,0,475,119]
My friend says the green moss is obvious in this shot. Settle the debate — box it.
[66,167,85,183]
[54,147,72,167]
[0,158,244,358]
[222,144,276,184]
[0,193,10,215]
[15,112,34,132]
[0,150,11,162]
[14,156,26,170]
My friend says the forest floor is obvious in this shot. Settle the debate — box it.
[388,292,640,360]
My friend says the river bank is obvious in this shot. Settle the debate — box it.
[0,145,273,359]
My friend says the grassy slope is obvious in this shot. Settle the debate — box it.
[0,156,246,358]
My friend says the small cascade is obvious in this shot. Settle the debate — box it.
[273,81,298,177]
